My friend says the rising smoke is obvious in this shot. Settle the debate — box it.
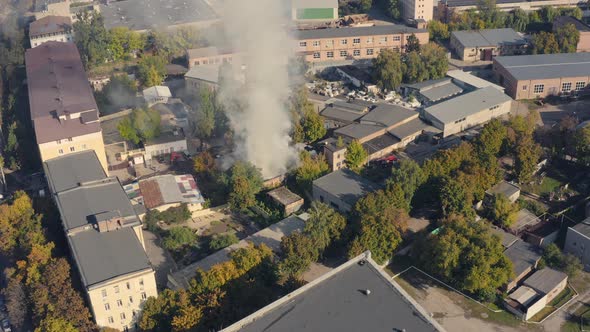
[217,0,298,179]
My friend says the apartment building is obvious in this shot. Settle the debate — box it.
[25,42,108,172]
[401,0,434,21]
[29,15,73,48]
[44,151,157,331]
[296,25,429,63]
[553,16,590,53]
[494,53,590,100]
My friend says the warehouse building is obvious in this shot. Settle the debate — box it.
[450,28,527,62]
[291,0,338,21]
[422,86,512,137]
[296,25,429,63]
[494,53,590,100]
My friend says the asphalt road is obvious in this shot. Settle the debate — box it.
[512,99,590,126]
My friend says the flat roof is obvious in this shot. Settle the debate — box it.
[43,150,106,193]
[29,15,71,37]
[360,104,418,128]
[25,42,101,143]
[494,53,590,81]
[297,25,427,40]
[417,81,464,102]
[186,46,234,59]
[486,180,520,198]
[523,268,568,295]
[571,219,590,238]
[362,133,400,155]
[268,186,303,206]
[511,209,541,233]
[313,170,382,206]
[99,0,218,31]
[169,214,309,289]
[138,174,205,209]
[388,118,432,140]
[292,0,338,8]
[447,70,504,90]
[185,64,220,84]
[321,105,367,123]
[508,286,539,307]
[490,225,519,249]
[451,28,526,48]
[504,240,541,279]
[222,252,445,332]
[424,86,512,124]
[335,123,383,140]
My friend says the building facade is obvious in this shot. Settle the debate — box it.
[296,25,429,63]
[186,47,236,69]
[401,0,434,21]
[25,42,108,172]
[494,53,590,100]
[564,221,590,270]
[29,15,73,48]
[450,28,527,62]
[439,0,585,17]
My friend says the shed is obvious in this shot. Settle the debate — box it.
[267,186,304,216]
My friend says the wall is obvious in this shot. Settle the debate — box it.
[38,131,109,174]
[564,228,590,270]
[578,31,590,52]
[188,53,235,69]
[297,30,429,63]
[324,146,346,171]
[402,0,434,21]
[144,139,188,161]
[524,294,548,321]
[507,265,534,291]
[30,31,73,48]
[87,270,157,331]
[312,183,352,213]
[545,277,568,303]
[185,77,218,95]
[437,99,511,137]
[444,0,582,14]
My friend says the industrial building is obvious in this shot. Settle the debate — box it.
[494,53,590,100]
[44,151,157,331]
[25,42,108,172]
[450,28,527,62]
[28,15,73,48]
[312,170,382,213]
[296,25,429,63]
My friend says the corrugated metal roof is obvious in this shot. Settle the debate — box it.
[508,286,539,306]
[388,118,430,140]
[446,70,504,90]
[495,53,590,81]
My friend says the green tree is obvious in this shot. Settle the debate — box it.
[542,244,582,277]
[301,107,326,142]
[137,56,167,87]
[420,43,449,80]
[117,107,161,144]
[489,194,519,227]
[474,118,506,166]
[94,74,138,115]
[295,151,329,193]
[384,0,402,19]
[116,117,140,144]
[403,51,427,84]
[405,34,421,53]
[574,126,590,164]
[162,227,198,251]
[507,8,529,32]
[290,87,326,142]
[35,316,78,332]
[514,136,542,184]
[278,232,318,278]
[372,49,403,91]
[304,202,347,253]
[416,216,513,297]
[73,11,110,69]
[556,23,580,53]
[228,161,263,212]
[428,20,451,42]
[388,159,426,210]
[345,140,368,172]
[209,233,239,251]
[539,6,558,23]
[195,87,216,138]
[193,151,216,174]
[532,32,560,54]
[108,26,144,61]
[439,177,474,219]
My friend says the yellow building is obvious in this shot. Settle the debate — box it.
[25,41,108,173]
[44,151,157,331]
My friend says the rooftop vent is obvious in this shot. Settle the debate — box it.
[363,289,371,296]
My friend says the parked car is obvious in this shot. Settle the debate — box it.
[1,318,11,332]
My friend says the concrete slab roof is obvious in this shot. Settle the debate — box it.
[185,64,221,84]
[447,70,504,90]
[388,118,433,140]
[486,180,520,198]
[452,28,526,48]
[222,252,445,332]
[424,86,512,124]
[504,240,542,279]
[494,53,590,81]
[313,170,382,206]
[523,268,568,295]
[360,104,418,128]
[44,150,106,193]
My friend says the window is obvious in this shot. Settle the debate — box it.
[533,84,544,94]
[562,82,572,92]
[129,296,134,303]
[340,50,347,57]
[58,149,64,155]
[313,52,320,59]
[380,37,387,43]
[141,292,147,300]
[576,81,586,91]
[114,286,120,294]
[327,51,334,58]
[522,85,527,90]
[393,35,401,41]
[341,39,348,45]
[120,313,126,320]
[69,146,75,152]
[105,303,110,311]
[102,289,107,298]
[299,41,307,47]
[367,37,373,44]
[312,40,320,47]
[454,117,466,124]
[326,40,334,47]
[489,105,499,111]
[139,279,144,289]
[67,137,73,142]
[353,49,360,56]
[57,139,62,144]
[330,202,339,210]
[319,195,324,203]
[117,299,123,307]
[126,282,131,290]
[367,49,374,55]
[353,38,360,44]
[108,317,114,324]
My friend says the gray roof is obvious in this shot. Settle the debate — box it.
[44,151,106,193]
[362,133,400,155]
[184,64,220,84]
[360,104,418,128]
[29,15,72,37]
[69,227,152,287]
[554,16,590,32]
[504,240,541,278]
[321,104,367,124]
[223,252,443,332]
[424,86,512,124]
[511,209,541,234]
[44,151,151,288]
[297,25,426,40]
[145,129,186,146]
[494,53,590,81]
[335,123,383,140]
[446,70,504,90]
[451,28,526,48]
[571,220,590,238]
[419,82,464,102]
[292,0,338,8]
[486,180,520,198]
[313,170,382,206]
[169,214,309,289]
[388,118,432,140]
[490,225,519,249]
[405,77,454,91]
[99,0,218,31]
[268,187,303,206]
[523,268,568,295]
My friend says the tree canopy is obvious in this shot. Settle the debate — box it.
[345,140,368,173]
[295,151,330,193]
[228,161,264,211]
[137,56,167,87]
[371,49,403,91]
[117,107,161,144]
[73,11,110,69]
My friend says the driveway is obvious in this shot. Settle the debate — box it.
[143,230,176,290]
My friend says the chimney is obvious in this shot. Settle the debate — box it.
[94,211,124,233]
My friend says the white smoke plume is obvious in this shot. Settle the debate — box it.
[217,0,298,179]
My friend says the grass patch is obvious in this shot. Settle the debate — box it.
[523,176,564,195]
[550,286,575,307]
[530,306,557,322]
[561,304,590,332]
[570,272,590,295]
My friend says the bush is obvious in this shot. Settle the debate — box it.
[209,233,239,251]
[160,204,192,224]
[162,227,198,251]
